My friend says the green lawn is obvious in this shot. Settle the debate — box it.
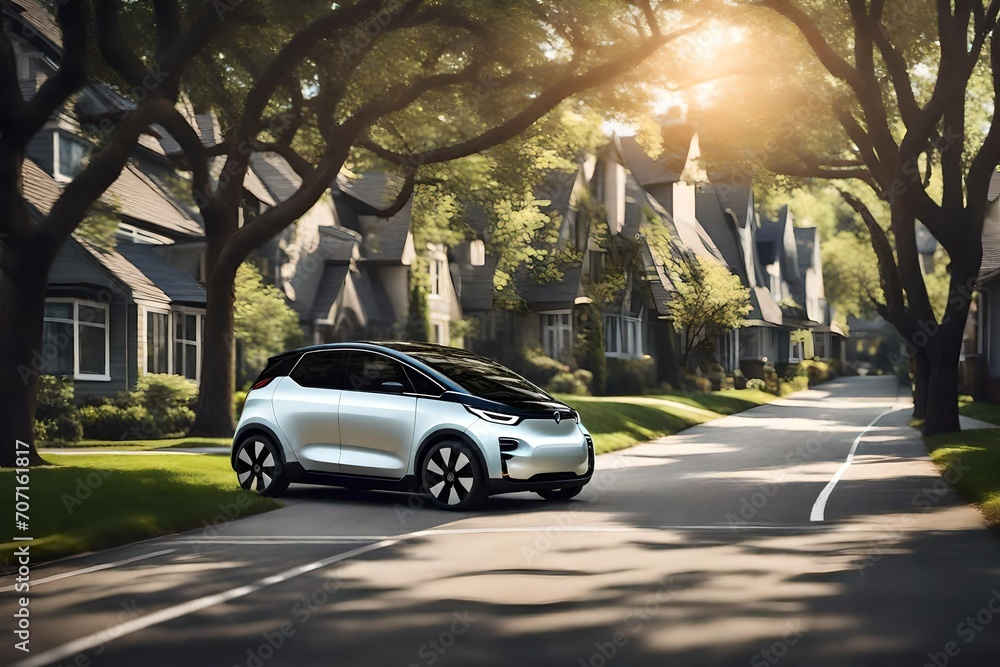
[43,436,232,451]
[958,395,1000,426]
[925,429,1000,527]
[0,454,279,565]
[561,389,776,454]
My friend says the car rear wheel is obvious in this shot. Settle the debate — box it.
[420,440,486,511]
[536,486,583,501]
[234,435,289,498]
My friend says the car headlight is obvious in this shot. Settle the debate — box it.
[464,405,520,425]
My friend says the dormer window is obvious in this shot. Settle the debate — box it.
[469,239,485,267]
[53,133,88,182]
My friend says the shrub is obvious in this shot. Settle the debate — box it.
[79,403,157,441]
[682,373,713,393]
[520,347,567,387]
[234,390,249,416]
[746,378,766,391]
[34,375,82,444]
[605,357,658,395]
[799,360,832,386]
[778,376,809,396]
[732,369,747,390]
[719,376,736,391]
[763,365,779,394]
[705,363,727,389]
[131,374,197,436]
[546,370,590,395]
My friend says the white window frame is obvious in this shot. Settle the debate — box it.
[43,298,111,381]
[52,133,87,183]
[541,310,573,359]
[172,308,203,382]
[429,256,445,298]
[469,240,485,267]
[604,313,643,358]
[144,307,172,375]
[789,339,804,364]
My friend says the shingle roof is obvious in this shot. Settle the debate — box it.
[354,264,395,325]
[5,0,62,49]
[72,236,171,304]
[454,256,498,312]
[115,242,206,305]
[980,173,1000,282]
[251,153,303,202]
[22,152,202,238]
[311,263,351,321]
[107,163,203,237]
[523,262,584,310]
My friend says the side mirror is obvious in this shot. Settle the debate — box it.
[380,381,405,394]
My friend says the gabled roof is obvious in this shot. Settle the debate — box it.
[334,171,414,263]
[794,227,817,273]
[522,262,584,311]
[980,172,1000,283]
[72,237,171,304]
[21,157,201,238]
[453,255,498,312]
[4,0,61,50]
[311,264,351,321]
[114,242,206,305]
[251,152,303,203]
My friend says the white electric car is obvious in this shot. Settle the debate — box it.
[232,342,594,510]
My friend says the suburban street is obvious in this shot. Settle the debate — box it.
[6,376,1000,667]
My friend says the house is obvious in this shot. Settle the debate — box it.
[963,171,1000,400]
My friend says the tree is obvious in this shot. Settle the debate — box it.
[233,262,303,386]
[666,252,752,367]
[0,0,239,467]
[747,0,999,434]
[159,0,698,436]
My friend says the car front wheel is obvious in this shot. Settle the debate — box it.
[420,440,487,511]
[234,435,289,498]
[536,486,583,501]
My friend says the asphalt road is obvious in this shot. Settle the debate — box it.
[6,376,1000,667]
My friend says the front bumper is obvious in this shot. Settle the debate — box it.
[488,434,595,495]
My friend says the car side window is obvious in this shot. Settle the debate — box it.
[343,352,412,394]
[404,366,443,397]
[290,351,345,389]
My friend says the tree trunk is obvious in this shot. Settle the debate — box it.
[187,258,239,437]
[0,239,51,467]
[922,268,976,435]
[910,347,930,421]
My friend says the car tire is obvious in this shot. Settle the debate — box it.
[420,440,487,511]
[234,435,289,498]
[536,486,583,501]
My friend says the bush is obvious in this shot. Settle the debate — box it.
[34,375,82,444]
[131,374,197,436]
[799,359,832,386]
[520,347,568,387]
[763,365,779,394]
[235,390,249,416]
[778,376,809,396]
[746,378,766,391]
[732,369,747,390]
[705,363,727,389]
[546,370,591,395]
[683,373,713,393]
[719,376,736,391]
[605,357,658,395]
[79,403,156,441]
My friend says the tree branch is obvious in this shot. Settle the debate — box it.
[21,0,88,142]
[360,23,696,168]
[838,190,906,324]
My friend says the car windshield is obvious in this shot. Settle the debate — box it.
[406,350,551,403]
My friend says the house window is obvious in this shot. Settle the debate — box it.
[770,273,781,301]
[604,314,642,358]
[814,333,828,359]
[542,311,572,359]
[431,322,447,345]
[42,300,109,380]
[469,240,485,267]
[174,312,201,380]
[146,311,169,374]
[53,133,88,182]
[789,340,804,363]
[429,257,445,296]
